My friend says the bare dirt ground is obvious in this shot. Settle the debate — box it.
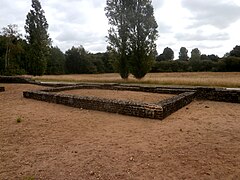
[0,84,240,180]
[59,89,173,104]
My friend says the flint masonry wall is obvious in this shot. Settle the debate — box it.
[0,76,35,84]
[23,85,196,120]
[0,76,75,87]
[41,84,240,103]
[41,84,195,94]
[23,83,240,120]
[23,90,165,120]
[158,92,196,118]
[196,87,240,103]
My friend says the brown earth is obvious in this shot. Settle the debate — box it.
[59,89,173,104]
[0,84,240,180]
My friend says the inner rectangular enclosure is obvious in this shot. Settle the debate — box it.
[58,89,173,104]
[23,84,196,120]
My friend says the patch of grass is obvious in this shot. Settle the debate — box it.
[16,117,22,123]
[23,176,35,180]
[26,72,240,88]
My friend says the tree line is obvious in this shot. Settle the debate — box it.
[0,0,114,76]
[0,29,115,75]
[0,0,239,77]
[153,46,240,72]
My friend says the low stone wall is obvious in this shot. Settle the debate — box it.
[158,92,196,118]
[22,82,240,120]
[23,85,196,120]
[0,76,79,87]
[0,86,5,92]
[40,84,240,103]
[23,90,164,120]
[0,76,35,84]
[196,87,240,103]
[33,82,78,87]
[41,84,195,95]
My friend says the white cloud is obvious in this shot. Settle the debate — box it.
[175,31,229,41]
[181,0,240,29]
[0,0,240,57]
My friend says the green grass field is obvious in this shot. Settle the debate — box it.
[27,72,240,88]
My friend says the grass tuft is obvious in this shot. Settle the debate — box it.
[16,117,22,123]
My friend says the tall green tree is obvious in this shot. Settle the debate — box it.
[230,45,240,57]
[156,54,166,61]
[189,48,201,71]
[101,52,114,73]
[156,47,174,61]
[105,0,130,79]
[178,47,189,61]
[25,0,51,76]
[1,24,22,70]
[190,48,201,61]
[208,54,219,62]
[105,0,158,79]
[0,25,26,75]
[65,46,97,74]
[46,46,65,75]
[127,0,158,79]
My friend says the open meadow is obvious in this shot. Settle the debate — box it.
[29,72,240,88]
[0,73,240,179]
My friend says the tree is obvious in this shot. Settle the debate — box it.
[156,54,167,61]
[230,45,240,57]
[87,53,105,73]
[156,47,174,61]
[178,47,189,61]
[105,0,158,79]
[65,46,97,74]
[0,25,26,75]
[1,24,22,70]
[201,54,209,61]
[101,52,114,73]
[105,0,130,79]
[25,0,51,76]
[46,46,65,74]
[223,52,230,58]
[220,56,240,72]
[208,54,219,62]
[190,48,201,61]
[165,47,174,60]
[128,0,158,79]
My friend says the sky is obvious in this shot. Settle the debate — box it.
[1,0,240,58]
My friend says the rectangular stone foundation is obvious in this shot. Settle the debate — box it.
[23,90,164,119]
[22,83,239,120]
[23,84,196,120]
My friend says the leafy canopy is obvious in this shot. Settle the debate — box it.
[179,47,189,61]
[25,0,50,76]
[105,0,158,79]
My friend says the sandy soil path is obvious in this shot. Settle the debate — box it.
[0,84,240,179]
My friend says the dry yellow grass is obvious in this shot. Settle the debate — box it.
[27,72,240,88]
